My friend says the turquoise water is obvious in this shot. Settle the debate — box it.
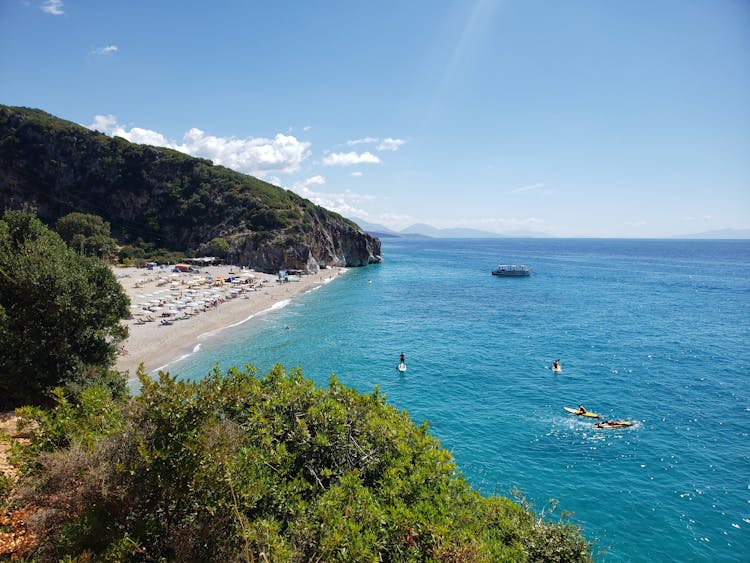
[167,238,750,561]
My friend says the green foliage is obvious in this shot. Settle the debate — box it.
[55,212,117,261]
[15,366,591,561]
[0,104,374,266]
[0,210,130,409]
[202,236,232,259]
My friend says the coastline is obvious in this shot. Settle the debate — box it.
[113,265,345,378]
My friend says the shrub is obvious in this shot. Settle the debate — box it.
[12,366,592,561]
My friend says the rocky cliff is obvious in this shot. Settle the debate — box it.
[0,105,381,272]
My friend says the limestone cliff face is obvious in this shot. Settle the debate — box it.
[227,215,381,273]
[0,104,381,273]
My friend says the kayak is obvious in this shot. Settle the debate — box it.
[595,420,633,429]
[397,362,407,372]
[563,406,600,418]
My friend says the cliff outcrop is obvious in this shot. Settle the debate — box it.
[0,105,381,272]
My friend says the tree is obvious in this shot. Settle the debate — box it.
[203,236,232,259]
[54,212,117,261]
[0,210,130,408]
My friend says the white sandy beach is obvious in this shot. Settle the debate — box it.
[113,265,344,377]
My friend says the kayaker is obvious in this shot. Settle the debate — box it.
[399,352,405,364]
[577,404,587,414]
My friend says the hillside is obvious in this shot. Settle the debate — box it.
[0,105,381,272]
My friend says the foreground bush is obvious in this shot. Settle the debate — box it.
[13,366,591,561]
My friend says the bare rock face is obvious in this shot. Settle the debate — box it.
[232,216,382,273]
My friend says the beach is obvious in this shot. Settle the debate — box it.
[113,265,344,377]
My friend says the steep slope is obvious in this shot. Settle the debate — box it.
[0,105,381,272]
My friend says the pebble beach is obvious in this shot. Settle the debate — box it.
[113,265,344,377]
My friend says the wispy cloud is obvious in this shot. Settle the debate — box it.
[510,182,545,194]
[88,115,310,176]
[347,137,378,146]
[378,138,406,151]
[287,177,375,217]
[351,171,363,177]
[41,0,63,15]
[346,136,407,152]
[322,151,380,166]
[91,45,119,56]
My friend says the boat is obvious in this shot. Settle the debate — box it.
[595,420,633,429]
[397,362,407,372]
[563,406,600,418]
[491,264,531,277]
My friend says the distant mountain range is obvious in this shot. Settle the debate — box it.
[673,228,750,240]
[349,218,549,239]
[350,219,750,240]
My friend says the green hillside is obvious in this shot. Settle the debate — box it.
[0,105,381,271]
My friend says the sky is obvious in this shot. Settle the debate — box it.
[1,0,749,237]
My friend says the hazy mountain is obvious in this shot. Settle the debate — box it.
[674,228,750,240]
[348,218,401,236]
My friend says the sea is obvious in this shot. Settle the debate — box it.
[166,237,750,562]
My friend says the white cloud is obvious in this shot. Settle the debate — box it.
[87,115,310,176]
[175,128,309,175]
[510,183,545,194]
[41,0,63,15]
[287,179,375,218]
[322,151,380,166]
[346,136,406,152]
[377,137,406,151]
[300,175,326,187]
[89,115,167,145]
[347,137,378,146]
[302,125,312,132]
[92,45,119,56]
[351,171,363,177]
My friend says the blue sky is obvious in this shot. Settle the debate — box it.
[1,0,748,237]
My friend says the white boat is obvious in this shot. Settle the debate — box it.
[491,264,531,277]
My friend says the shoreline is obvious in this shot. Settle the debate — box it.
[113,265,345,378]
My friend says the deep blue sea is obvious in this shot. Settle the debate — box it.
[167,238,750,562]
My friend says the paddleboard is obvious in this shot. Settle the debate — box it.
[563,406,600,418]
[397,363,407,372]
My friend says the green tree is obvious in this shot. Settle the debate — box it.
[55,212,117,261]
[204,236,232,259]
[0,210,130,408]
